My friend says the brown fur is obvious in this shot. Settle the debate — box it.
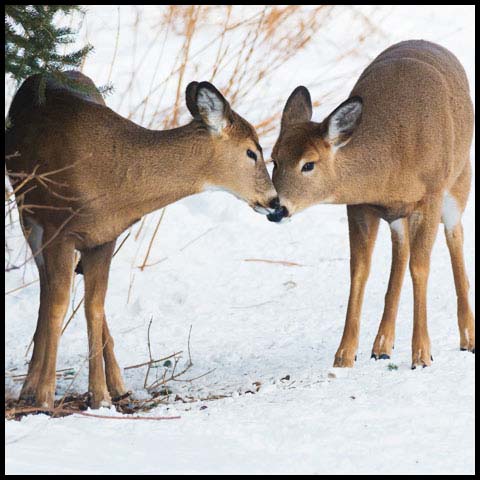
[6,72,278,408]
[271,40,474,368]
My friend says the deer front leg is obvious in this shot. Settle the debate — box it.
[371,218,409,359]
[408,197,443,369]
[334,206,379,367]
[81,241,123,408]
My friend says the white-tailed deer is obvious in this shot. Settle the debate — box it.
[268,40,474,368]
[6,71,280,408]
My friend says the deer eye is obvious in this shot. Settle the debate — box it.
[246,149,257,162]
[301,162,315,172]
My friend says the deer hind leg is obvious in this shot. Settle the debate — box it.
[19,219,75,408]
[442,165,475,352]
[334,205,380,367]
[408,196,443,369]
[371,218,409,360]
[19,270,48,403]
[19,218,47,402]
[29,230,75,408]
[81,241,125,408]
[17,216,44,402]
[445,222,475,352]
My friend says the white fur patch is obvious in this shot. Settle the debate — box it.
[202,184,225,193]
[442,192,461,232]
[202,184,277,215]
[24,217,44,267]
[328,101,362,147]
[197,88,226,132]
[253,205,274,215]
[390,219,404,240]
[202,183,244,202]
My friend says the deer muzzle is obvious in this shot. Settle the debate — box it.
[266,205,289,223]
[253,196,281,215]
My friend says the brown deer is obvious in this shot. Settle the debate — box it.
[268,40,474,368]
[6,71,280,409]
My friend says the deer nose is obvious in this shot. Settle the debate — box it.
[267,206,289,223]
[268,197,280,210]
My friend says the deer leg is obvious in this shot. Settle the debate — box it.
[18,216,48,402]
[334,205,380,367]
[19,268,49,403]
[371,218,409,359]
[444,222,475,352]
[408,197,443,369]
[81,241,124,408]
[442,162,475,353]
[102,315,127,399]
[33,232,75,408]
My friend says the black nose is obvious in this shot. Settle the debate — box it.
[268,197,280,210]
[267,206,289,223]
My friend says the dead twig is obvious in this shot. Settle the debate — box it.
[5,405,180,421]
[243,258,304,267]
[5,279,39,296]
[71,410,181,421]
[138,208,166,271]
[8,367,75,381]
[138,225,218,269]
[143,316,154,389]
[124,351,183,371]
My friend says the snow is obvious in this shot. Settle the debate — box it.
[5,5,475,475]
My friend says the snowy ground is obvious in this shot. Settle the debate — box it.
[5,5,475,475]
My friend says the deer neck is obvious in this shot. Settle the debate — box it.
[116,121,213,217]
[329,142,386,206]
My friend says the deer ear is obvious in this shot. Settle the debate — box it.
[185,81,200,118]
[281,86,312,129]
[195,81,233,133]
[325,96,363,148]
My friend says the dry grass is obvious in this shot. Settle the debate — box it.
[117,5,339,137]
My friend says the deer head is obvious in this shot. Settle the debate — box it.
[268,86,363,222]
[187,81,280,215]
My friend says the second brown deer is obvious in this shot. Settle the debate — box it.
[6,72,280,408]
[268,40,475,368]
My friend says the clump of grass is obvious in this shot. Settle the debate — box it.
[387,363,399,371]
